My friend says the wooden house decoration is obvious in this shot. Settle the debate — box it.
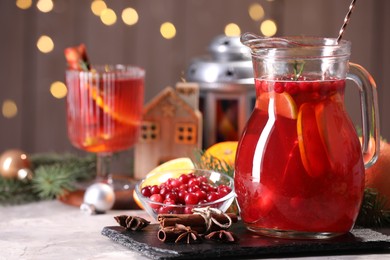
[134,83,202,179]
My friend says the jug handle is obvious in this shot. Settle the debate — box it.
[347,62,380,169]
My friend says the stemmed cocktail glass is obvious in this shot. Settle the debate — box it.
[65,64,145,188]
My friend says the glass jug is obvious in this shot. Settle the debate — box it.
[234,33,380,239]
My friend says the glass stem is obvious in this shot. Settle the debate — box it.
[96,152,113,184]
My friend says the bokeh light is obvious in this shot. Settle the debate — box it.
[224,23,241,37]
[36,0,54,13]
[122,7,139,26]
[100,8,117,26]
[16,0,32,10]
[160,22,176,39]
[260,19,277,37]
[91,0,107,16]
[2,100,18,119]
[37,35,54,53]
[50,81,67,99]
[249,3,265,21]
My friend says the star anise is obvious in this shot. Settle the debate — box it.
[174,224,201,244]
[204,230,239,243]
[114,215,150,231]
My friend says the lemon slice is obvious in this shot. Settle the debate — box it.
[257,92,298,119]
[133,157,195,209]
[203,141,238,167]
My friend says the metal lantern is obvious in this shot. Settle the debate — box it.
[186,35,255,149]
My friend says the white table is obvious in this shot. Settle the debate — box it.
[1,200,390,260]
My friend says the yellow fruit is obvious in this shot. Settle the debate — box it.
[365,140,390,209]
[133,157,195,209]
[257,92,298,119]
[297,102,331,177]
[145,157,194,179]
[203,141,238,167]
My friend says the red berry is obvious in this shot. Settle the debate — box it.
[207,192,220,202]
[159,187,170,197]
[188,178,200,187]
[188,185,200,193]
[184,193,199,205]
[177,190,188,204]
[141,186,151,197]
[274,82,285,93]
[184,206,193,214]
[285,82,299,95]
[195,190,207,201]
[149,194,163,210]
[150,185,160,195]
[178,174,190,184]
[169,178,182,188]
[197,176,208,184]
[165,192,178,203]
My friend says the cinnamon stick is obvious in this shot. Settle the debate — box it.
[157,224,201,244]
[158,213,237,234]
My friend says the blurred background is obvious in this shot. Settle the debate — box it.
[1,0,389,157]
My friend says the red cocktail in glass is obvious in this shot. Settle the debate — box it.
[66,65,144,183]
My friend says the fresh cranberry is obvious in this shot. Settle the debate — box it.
[178,174,190,184]
[149,194,163,209]
[159,187,170,197]
[197,176,208,184]
[150,185,160,195]
[177,190,188,204]
[141,186,151,197]
[179,183,188,191]
[184,193,199,205]
[207,192,221,202]
[165,192,178,203]
[188,178,200,187]
[169,178,182,188]
[195,190,207,201]
[184,206,193,214]
[201,183,216,192]
[217,184,231,194]
[188,185,200,193]
[285,82,299,95]
[274,82,285,93]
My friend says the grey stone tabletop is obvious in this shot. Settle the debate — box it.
[1,200,390,260]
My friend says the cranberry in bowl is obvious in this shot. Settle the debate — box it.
[134,168,235,220]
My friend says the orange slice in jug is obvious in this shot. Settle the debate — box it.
[257,92,298,119]
[315,93,362,173]
[297,102,331,177]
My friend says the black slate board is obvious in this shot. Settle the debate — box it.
[101,221,390,260]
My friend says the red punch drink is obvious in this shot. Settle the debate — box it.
[237,33,380,239]
[66,66,144,153]
[235,76,365,237]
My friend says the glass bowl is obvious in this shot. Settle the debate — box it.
[134,168,235,220]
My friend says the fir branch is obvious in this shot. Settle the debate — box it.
[0,153,96,205]
[32,164,77,199]
[356,188,390,227]
[193,149,234,178]
[0,178,40,205]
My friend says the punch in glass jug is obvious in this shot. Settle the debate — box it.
[234,33,380,239]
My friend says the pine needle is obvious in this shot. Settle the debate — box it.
[356,188,390,227]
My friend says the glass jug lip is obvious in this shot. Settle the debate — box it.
[241,33,351,59]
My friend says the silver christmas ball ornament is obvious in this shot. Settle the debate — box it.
[82,183,115,213]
